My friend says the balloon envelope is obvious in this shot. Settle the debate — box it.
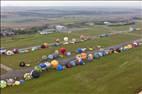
[0,80,7,88]
[56,64,63,71]
[24,73,32,80]
[44,62,51,68]
[31,71,40,78]
[88,54,93,61]
[48,54,54,60]
[51,60,59,68]
[66,52,71,56]
[14,81,20,86]
[19,80,25,84]
[65,63,72,68]
[81,53,87,60]
[34,66,42,72]
[77,48,83,53]
[60,48,66,55]
[39,63,47,70]
[64,37,69,41]
[69,61,76,66]
[6,79,15,86]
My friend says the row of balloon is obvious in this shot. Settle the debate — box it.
[0,41,139,88]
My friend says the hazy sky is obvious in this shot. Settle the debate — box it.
[1,1,142,8]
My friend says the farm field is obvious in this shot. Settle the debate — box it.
[1,45,142,94]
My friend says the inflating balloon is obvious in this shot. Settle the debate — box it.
[19,61,26,67]
[78,59,85,65]
[41,55,48,61]
[77,48,83,53]
[48,54,54,60]
[0,80,7,88]
[66,52,71,56]
[44,62,51,68]
[6,79,15,86]
[39,63,47,70]
[76,54,82,61]
[56,38,60,43]
[51,60,59,68]
[87,54,93,61]
[94,52,100,59]
[24,73,32,80]
[65,63,72,68]
[69,61,76,66]
[31,71,40,78]
[72,38,76,43]
[60,48,66,55]
[19,80,25,84]
[34,66,42,72]
[6,50,14,56]
[64,37,69,42]
[12,48,19,54]
[56,64,63,71]
[81,53,87,60]
[14,81,20,86]
[41,43,48,48]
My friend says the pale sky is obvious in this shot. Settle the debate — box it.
[1,1,142,8]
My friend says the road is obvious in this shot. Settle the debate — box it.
[16,29,129,53]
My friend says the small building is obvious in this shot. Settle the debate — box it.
[39,29,55,35]
[55,25,67,32]
[0,30,15,37]
[85,22,94,26]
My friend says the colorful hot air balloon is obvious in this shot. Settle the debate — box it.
[51,60,59,68]
[56,64,63,71]
[81,52,87,60]
[0,80,7,88]
[60,48,66,55]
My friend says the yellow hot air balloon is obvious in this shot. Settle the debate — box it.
[51,60,59,68]
[127,44,132,49]
[14,81,20,86]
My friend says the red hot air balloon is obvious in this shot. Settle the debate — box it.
[60,48,66,55]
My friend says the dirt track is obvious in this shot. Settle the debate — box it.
[0,64,13,72]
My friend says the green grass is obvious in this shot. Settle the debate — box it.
[1,45,142,94]
[1,21,142,94]
[1,22,141,49]
[1,26,109,49]
[1,31,141,69]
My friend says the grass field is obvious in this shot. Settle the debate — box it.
[1,30,141,69]
[1,21,142,94]
[1,24,133,49]
[1,45,142,94]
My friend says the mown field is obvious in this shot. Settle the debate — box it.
[1,45,142,94]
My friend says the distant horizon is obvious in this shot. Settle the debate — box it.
[1,1,141,8]
[1,6,141,10]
